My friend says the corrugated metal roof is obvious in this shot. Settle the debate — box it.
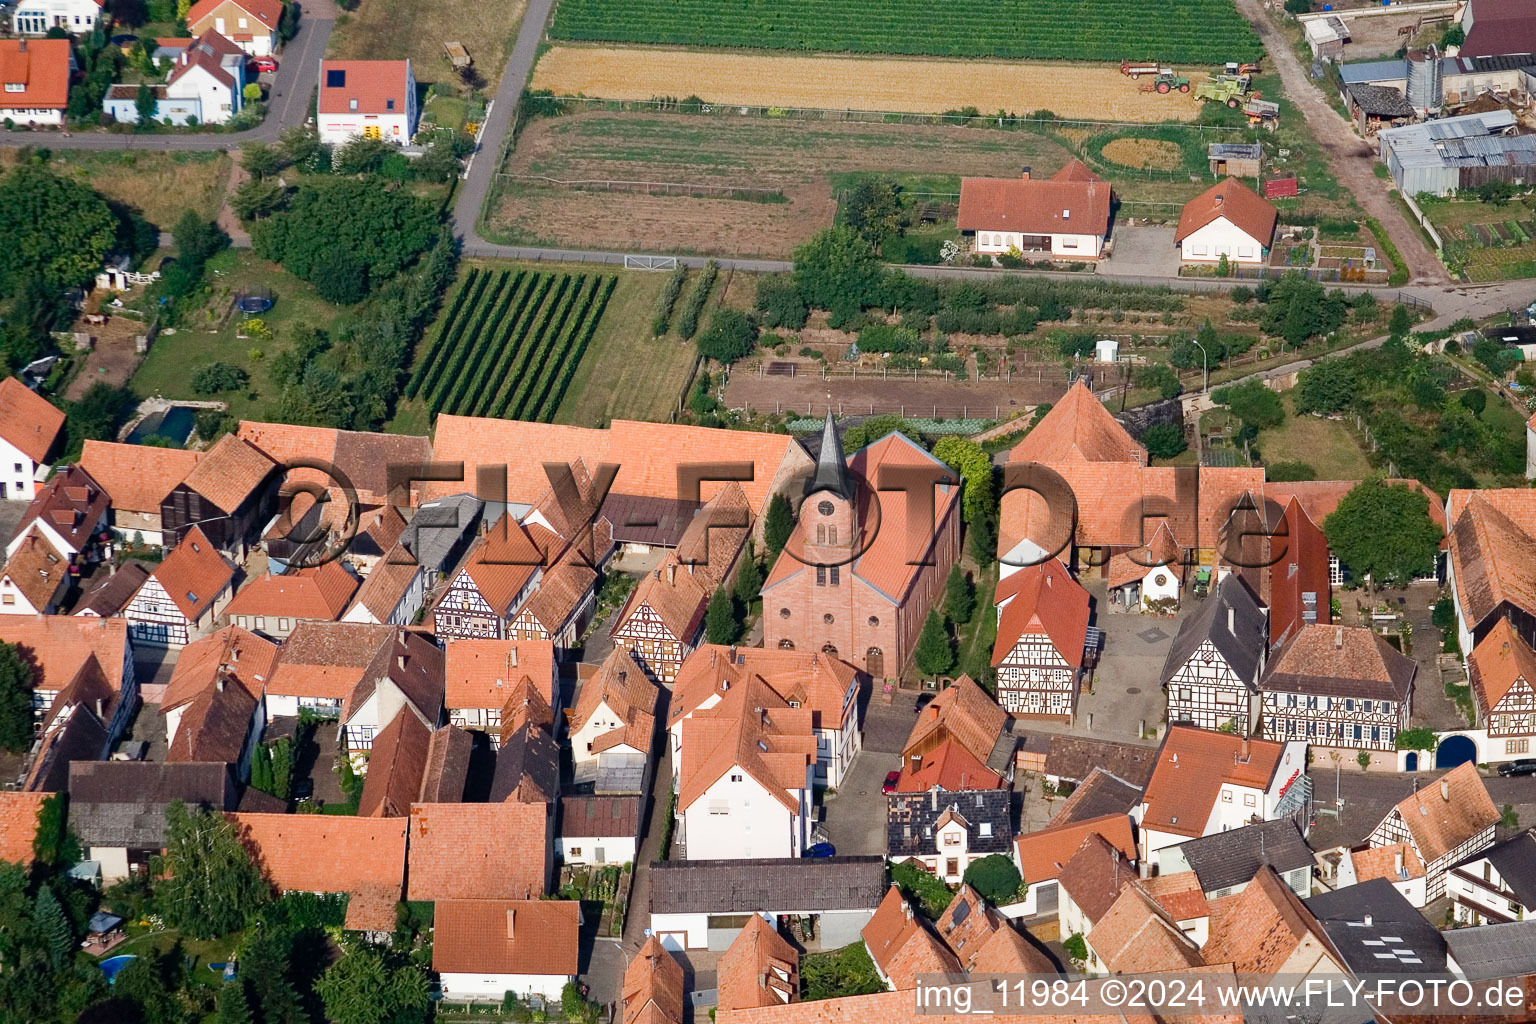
[1339,59,1407,85]
[1209,143,1262,159]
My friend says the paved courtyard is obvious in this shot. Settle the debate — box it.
[1075,582,1187,741]
[1101,225,1182,279]
[821,685,916,857]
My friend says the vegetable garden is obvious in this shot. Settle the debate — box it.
[406,268,617,420]
[548,0,1261,63]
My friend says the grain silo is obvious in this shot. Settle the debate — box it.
[1406,45,1444,115]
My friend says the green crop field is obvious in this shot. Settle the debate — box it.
[405,268,618,421]
[548,0,1261,63]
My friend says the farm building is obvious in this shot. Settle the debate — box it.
[317,59,418,146]
[1208,143,1261,179]
[1462,0,1536,59]
[1377,109,1536,197]
[1174,178,1277,266]
[957,160,1112,261]
[1345,84,1415,135]
[1338,53,1536,114]
[1303,16,1349,60]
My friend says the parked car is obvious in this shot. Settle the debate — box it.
[914,693,935,714]
[882,770,901,794]
[804,842,836,859]
[1497,759,1536,777]
[250,56,278,73]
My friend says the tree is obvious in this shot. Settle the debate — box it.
[962,854,1022,905]
[1141,422,1187,460]
[172,209,229,266]
[1476,180,1517,206]
[791,226,887,325]
[112,954,187,1024]
[66,382,137,455]
[1460,388,1487,415]
[1323,479,1442,587]
[945,565,975,625]
[216,981,254,1024]
[933,436,994,530]
[705,586,738,645]
[190,362,249,394]
[240,142,285,180]
[840,177,905,249]
[915,610,954,677]
[278,124,320,168]
[315,942,430,1024]
[0,640,34,752]
[1389,302,1413,336]
[33,886,74,971]
[0,163,117,291]
[242,82,262,103]
[156,799,269,939]
[695,308,757,364]
[1136,362,1182,400]
[763,492,793,557]
[1395,727,1437,751]
[230,177,286,221]
[312,251,370,304]
[1432,597,1455,631]
[135,83,158,127]
[32,792,79,868]
[1261,273,1345,348]
[1294,357,1359,415]
[333,137,391,176]
[1213,379,1285,431]
[734,542,763,605]
[1442,22,1465,47]
[1265,461,1316,482]
[1063,932,1088,964]
[754,273,808,329]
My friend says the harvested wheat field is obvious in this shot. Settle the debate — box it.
[1101,138,1184,170]
[532,46,1205,123]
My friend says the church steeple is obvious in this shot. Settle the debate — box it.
[807,410,854,500]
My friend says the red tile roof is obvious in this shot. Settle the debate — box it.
[861,886,961,990]
[445,638,556,712]
[78,441,203,516]
[179,435,275,514]
[224,562,359,624]
[1381,761,1499,863]
[1462,0,1536,58]
[1056,832,1140,924]
[672,644,858,735]
[0,40,71,115]
[1015,813,1137,886]
[186,0,282,29]
[1201,867,1336,975]
[358,711,432,818]
[991,559,1091,669]
[678,675,816,814]
[718,913,799,1012]
[1468,618,1536,719]
[718,992,1142,1024]
[0,615,129,691]
[0,791,45,865]
[1448,494,1536,630]
[1174,178,1277,246]
[2,530,68,612]
[318,59,413,117]
[896,740,1002,793]
[1010,380,1145,466]
[1351,841,1424,884]
[433,899,579,978]
[1142,871,1210,923]
[1139,726,1288,839]
[901,675,1005,766]
[160,625,277,712]
[1089,881,1203,974]
[266,621,392,699]
[150,525,236,620]
[237,421,430,507]
[15,465,108,552]
[958,163,1112,238]
[406,801,549,900]
[624,935,685,1024]
[1263,624,1416,702]
[229,812,406,931]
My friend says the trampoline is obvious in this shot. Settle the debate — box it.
[99,955,137,983]
[235,288,274,314]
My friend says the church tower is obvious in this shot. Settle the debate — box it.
[800,412,857,575]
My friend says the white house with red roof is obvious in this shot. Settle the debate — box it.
[11,0,99,36]
[989,558,1091,718]
[0,375,65,498]
[1175,178,1278,265]
[161,31,246,125]
[185,0,281,56]
[957,161,1112,261]
[317,59,418,145]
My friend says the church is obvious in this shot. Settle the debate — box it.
[760,415,961,679]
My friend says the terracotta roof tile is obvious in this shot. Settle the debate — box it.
[500,678,554,741]
[958,164,1112,238]
[490,720,559,804]
[15,465,109,552]
[0,791,45,865]
[934,885,1000,966]
[432,899,580,977]
[186,0,282,32]
[1201,866,1335,975]
[445,638,555,712]
[419,724,471,803]
[75,562,151,618]
[1009,380,1145,466]
[1448,494,1536,630]
[1015,814,1136,886]
[895,740,1002,793]
[160,625,277,712]
[678,675,816,814]
[225,562,359,624]
[1139,726,1289,839]
[560,794,641,839]
[1056,833,1140,925]
[1381,761,1499,863]
[1048,768,1143,826]
[967,923,1056,975]
[1,531,68,611]
[149,525,236,620]
[229,812,406,931]
[451,519,547,615]
[526,544,598,633]
[861,886,962,990]
[0,615,129,691]
[672,644,857,734]
[1088,882,1203,973]
[1350,841,1425,884]
[1141,871,1210,923]
[571,646,657,734]
[238,421,431,507]
[902,675,1006,766]
[717,991,1139,1024]
[358,711,433,817]
[165,675,258,763]
[344,543,420,623]
[318,59,413,116]
[1263,624,1416,702]
[991,558,1090,669]
[1468,618,1536,720]
[341,628,444,727]
[179,435,275,514]
[1106,521,1182,589]
[267,621,392,699]
[718,914,799,1012]
[0,40,72,114]
[625,935,685,1024]
[407,801,549,900]
[1174,178,1277,245]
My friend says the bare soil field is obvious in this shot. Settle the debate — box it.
[1101,138,1184,170]
[724,370,1067,419]
[1334,13,1444,60]
[531,46,1207,123]
[490,112,1076,257]
[328,0,525,90]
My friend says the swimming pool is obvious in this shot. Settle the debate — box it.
[99,955,138,982]
[126,406,196,446]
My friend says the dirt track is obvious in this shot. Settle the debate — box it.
[1233,0,1448,285]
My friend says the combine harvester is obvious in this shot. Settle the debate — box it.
[1194,73,1250,106]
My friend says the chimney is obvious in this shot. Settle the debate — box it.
[1240,738,1251,762]
[1045,572,1053,588]
[667,563,676,585]
[1214,193,1224,206]
[215,676,225,693]
[758,706,767,728]
[397,655,407,671]
[506,909,516,939]
[1363,914,1372,928]
[1020,166,1031,179]
[1335,627,1343,649]
[1394,849,1404,876]
[94,698,104,718]
[509,646,518,668]
[1171,752,1179,765]
[931,789,938,811]
[1441,779,1450,801]
[17,39,25,53]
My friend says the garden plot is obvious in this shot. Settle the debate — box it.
[1430,202,1536,282]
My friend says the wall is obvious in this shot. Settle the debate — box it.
[1115,399,1182,440]
[1181,219,1267,264]
[439,972,569,1002]
[681,771,798,860]
[556,835,637,866]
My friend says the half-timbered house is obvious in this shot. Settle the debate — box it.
[1259,624,1415,754]
[338,628,445,765]
[123,526,236,647]
[159,434,276,561]
[1365,761,1499,901]
[432,519,548,641]
[1469,618,1536,758]
[1160,574,1267,737]
[613,484,752,683]
[444,638,557,732]
[1445,489,1536,659]
[990,558,1091,718]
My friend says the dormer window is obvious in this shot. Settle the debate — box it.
[4,83,23,93]
[386,98,395,111]
[349,98,358,111]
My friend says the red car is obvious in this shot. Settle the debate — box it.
[250,57,278,73]
[882,770,902,795]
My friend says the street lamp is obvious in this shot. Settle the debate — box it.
[1190,337,1208,393]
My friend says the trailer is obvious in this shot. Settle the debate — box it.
[1225,60,1261,76]
[443,41,471,69]
[1245,95,1280,129]
[1120,59,1163,78]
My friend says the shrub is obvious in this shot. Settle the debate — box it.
[963,854,1023,905]
[677,259,718,340]
[190,362,248,393]
[1265,460,1316,482]
[696,308,756,364]
[1141,422,1186,459]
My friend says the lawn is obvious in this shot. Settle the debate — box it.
[129,249,339,422]
[1255,394,1373,480]
[97,929,241,990]
[0,149,231,230]
[327,0,527,93]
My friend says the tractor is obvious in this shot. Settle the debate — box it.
[1245,95,1280,129]
[1140,71,1191,94]
[1194,74,1251,106]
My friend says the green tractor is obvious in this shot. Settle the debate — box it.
[1139,69,1191,94]
[1194,73,1250,106]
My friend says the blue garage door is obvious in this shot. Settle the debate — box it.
[1435,735,1477,769]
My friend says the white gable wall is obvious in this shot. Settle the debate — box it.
[1180,218,1266,264]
